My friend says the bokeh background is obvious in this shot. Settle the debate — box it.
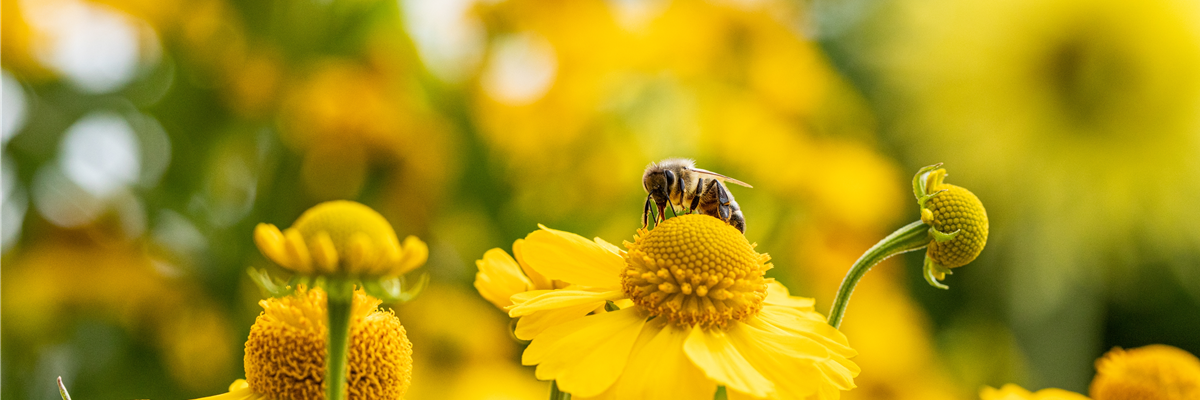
[3,0,1200,398]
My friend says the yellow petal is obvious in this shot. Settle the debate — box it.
[523,308,647,397]
[593,237,622,256]
[309,231,338,273]
[283,228,313,273]
[683,325,774,398]
[763,280,815,310]
[508,289,625,318]
[345,232,377,274]
[980,384,1091,400]
[587,320,718,400]
[514,301,602,341]
[514,238,555,290]
[191,379,265,400]
[521,225,624,289]
[254,224,290,267]
[474,248,535,309]
[727,322,859,400]
[394,235,428,275]
[753,305,855,357]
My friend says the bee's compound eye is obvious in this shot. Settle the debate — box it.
[664,170,676,189]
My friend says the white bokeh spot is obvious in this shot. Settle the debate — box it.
[401,0,487,83]
[481,33,558,105]
[22,0,151,93]
[59,112,141,198]
[3,71,29,144]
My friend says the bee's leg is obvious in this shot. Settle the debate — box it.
[698,179,729,221]
[715,183,732,221]
[689,178,703,212]
[642,194,653,229]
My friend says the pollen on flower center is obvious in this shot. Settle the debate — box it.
[244,286,413,400]
[621,214,770,329]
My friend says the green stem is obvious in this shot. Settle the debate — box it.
[550,380,572,400]
[828,220,931,329]
[326,279,355,400]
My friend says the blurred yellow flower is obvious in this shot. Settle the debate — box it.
[1089,345,1200,400]
[395,284,547,400]
[978,344,1200,400]
[504,215,858,399]
[1,238,235,391]
[255,200,427,277]
[981,384,1091,400]
[196,285,413,400]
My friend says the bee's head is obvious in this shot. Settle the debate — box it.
[642,167,676,202]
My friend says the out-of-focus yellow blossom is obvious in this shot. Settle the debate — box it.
[981,384,1091,400]
[281,61,408,155]
[433,362,548,400]
[396,285,548,400]
[469,0,887,231]
[837,279,961,400]
[1,237,235,391]
[502,215,858,399]
[255,200,428,277]
[978,345,1200,400]
[278,58,456,226]
[196,285,413,400]
[1089,345,1200,400]
[702,93,904,232]
[475,237,567,309]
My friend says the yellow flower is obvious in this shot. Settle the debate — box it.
[1089,345,1200,400]
[504,214,858,399]
[475,238,568,309]
[980,384,1091,400]
[196,286,413,400]
[255,200,428,277]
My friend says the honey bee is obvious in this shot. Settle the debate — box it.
[642,158,753,233]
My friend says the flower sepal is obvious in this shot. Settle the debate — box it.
[361,271,429,304]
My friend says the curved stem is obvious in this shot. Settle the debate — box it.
[828,220,931,329]
[550,380,572,400]
[326,279,355,400]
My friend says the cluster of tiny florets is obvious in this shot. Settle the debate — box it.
[243,287,413,400]
[621,214,770,329]
[924,184,989,268]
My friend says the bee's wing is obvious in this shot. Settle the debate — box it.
[691,168,753,188]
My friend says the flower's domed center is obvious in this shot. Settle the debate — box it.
[255,200,428,277]
[291,200,399,255]
[244,286,413,400]
[922,177,989,269]
[621,214,770,329]
[1090,345,1200,400]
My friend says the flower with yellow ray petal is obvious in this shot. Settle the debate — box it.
[980,384,1091,400]
[195,286,413,400]
[255,200,427,278]
[1090,345,1200,400]
[495,214,858,399]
